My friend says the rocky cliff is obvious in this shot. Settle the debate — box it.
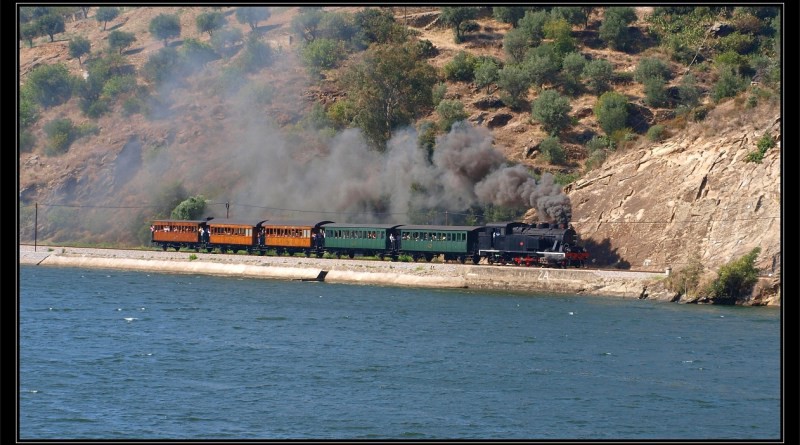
[567,100,781,304]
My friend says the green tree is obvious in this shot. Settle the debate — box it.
[561,51,587,94]
[707,248,761,302]
[95,7,119,31]
[301,38,346,77]
[142,47,181,85]
[440,7,478,43]
[435,99,468,132]
[20,22,40,48]
[210,27,243,57]
[19,89,39,129]
[503,28,530,64]
[43,118,76,155]
[108,30,136,54]
[22,63,74,107]
[291,8,324,43]
[599,7,637,51]
[474,59,499,94]
[496,64,531,109]
[341,42,437,151]
[149,13,181,47]
[352,8,403,49]
[634,57,671,83]
[677,73,700,107]
[539,136,566,164]
[543,18,575,56]
[196,11,225,37]
[37,13,65,42]
[524,52,560,90]
[582,58,614,94]
[238,34,274,73]
[443,50,476,81]
[492,7,528,26]
[235,6,271,33]
[68,36,91,65]
[518,9,549,45]
[550,7,588,28]
[594,91,629,136]
[171,195,207,220]
[642,77,668,107]
[712,67,748,102]
[531,89,572,135]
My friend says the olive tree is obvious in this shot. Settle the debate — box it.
[235,6,271,33]
[69,36,91,65]
[149,13,181,47]
[531,89,572,135]
[593,91,629,136]
[95,7,119,31]
[108,30,136,54]
[196,11,225,37]
[439,7,478,43]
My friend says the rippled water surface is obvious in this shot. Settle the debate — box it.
[19,265,781,440]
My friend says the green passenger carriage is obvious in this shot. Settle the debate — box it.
[397,225,483,264]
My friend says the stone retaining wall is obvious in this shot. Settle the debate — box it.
[20,245,666,299]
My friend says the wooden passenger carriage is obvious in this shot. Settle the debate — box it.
[151,219,208,251]
[262,220,332,257]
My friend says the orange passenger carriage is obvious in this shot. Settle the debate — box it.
[206,219,268,254]
[151,219,209,251]
[261,220,332,257]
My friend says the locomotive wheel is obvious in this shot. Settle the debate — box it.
[472,256,480,265]
[348,251,355,259]
[162,245,168,251]
[424,253,433,262]
[378,253,385,260]
[174,246,180,252]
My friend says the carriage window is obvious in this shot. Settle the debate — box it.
[380,232,384,239]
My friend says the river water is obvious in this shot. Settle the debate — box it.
[18,265,782,440]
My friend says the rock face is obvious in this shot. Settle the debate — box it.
[566,101,780,304]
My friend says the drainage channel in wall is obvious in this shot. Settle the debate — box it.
[297,270,329,282]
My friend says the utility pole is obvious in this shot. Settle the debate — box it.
[226,202,230,219]
[34,202,38,252]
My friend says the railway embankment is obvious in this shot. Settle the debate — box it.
[20,245,670,300]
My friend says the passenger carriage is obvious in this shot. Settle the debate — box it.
[321,223,402,260]
[151,219,209,251]
[397,225,483,264]
[206,219,268,254]
[262,220,332,257]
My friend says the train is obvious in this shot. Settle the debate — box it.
[150,218,589,268]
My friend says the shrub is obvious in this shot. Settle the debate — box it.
[23,63,74,107]
[431,83,448,106]
[744,134,775,163]
[582,58,614,94]
[705,248,761,302]
[646,124,667,142]
[43,118,76,156]
[586,135,614,152]
[634,57,672,83]
[594,91,629,136]
[301,38,345,77]
[474,59,499,94]
[238,35,273,73]
[20,130,36,152]
[435,99,468,132]
[102,74,137,99]
[531,89,572,135]
[584,148,607,170]
[496,64,531,109]
[122,97,143,116]
[443,50,477,82]
[642,77,668,107]
[665,253,704,296]
[539,136,566,164]
[170,195,206,220]
[712,68,749,102]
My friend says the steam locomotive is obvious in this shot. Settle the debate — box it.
[150,218,589,268]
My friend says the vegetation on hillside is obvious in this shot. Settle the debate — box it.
[18,5,781,250]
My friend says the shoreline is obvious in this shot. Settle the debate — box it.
[20,244,671,300]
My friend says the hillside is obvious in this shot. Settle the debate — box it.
[17,6,781,302]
